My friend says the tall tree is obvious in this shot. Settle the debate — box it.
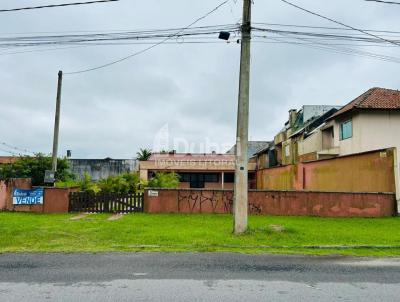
[136,148,152,161]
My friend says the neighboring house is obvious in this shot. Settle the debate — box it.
[273,105,342,166]
[139,151,258,189]
[252,142,276,170]
[226,141,271,159]
[69,158,138,181]
[298,87,400,202]
[0,156,19,165]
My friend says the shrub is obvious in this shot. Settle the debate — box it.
[147,172,180,189]
[0,154,74,186]
[98,173,140,194]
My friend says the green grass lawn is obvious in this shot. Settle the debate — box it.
[1,212,400,256]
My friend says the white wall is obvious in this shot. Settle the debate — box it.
[298,131,322,156]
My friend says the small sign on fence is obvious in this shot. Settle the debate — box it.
[13,188,44,205]
[148,190,159,197]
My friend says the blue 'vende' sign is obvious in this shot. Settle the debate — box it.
[13,188,44,205]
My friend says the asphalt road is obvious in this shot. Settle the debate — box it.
[0,253,400,301]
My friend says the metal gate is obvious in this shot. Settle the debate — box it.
[69,192,144,213]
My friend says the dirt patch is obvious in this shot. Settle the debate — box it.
[269,224,286,233]
[108,214,124,221]
[70,213,90,221]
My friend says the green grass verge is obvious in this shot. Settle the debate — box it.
[1,212,400,256]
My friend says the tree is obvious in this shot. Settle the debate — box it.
[136,148,152,161]
[0,154,74,186]
[147,172,180,189]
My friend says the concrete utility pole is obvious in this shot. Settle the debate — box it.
[51,70,63,172]
[234,0,252,234]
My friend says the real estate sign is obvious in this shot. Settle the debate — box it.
[12,188,44,205]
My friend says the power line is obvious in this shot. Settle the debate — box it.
[0,0,119,13]
[0,142,36,155]
[0,147,18,156]
[64,0,230,75]
[253,27,400,43]
[260,33,400,64]
[0,25,237,46]
[0,41,229,56]
[253,22,400,35]
[279,0,400,47]
[364,0,400,4]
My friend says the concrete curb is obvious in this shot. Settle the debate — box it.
[125,244,400,250]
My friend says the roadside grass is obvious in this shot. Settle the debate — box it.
[0,212,400,256]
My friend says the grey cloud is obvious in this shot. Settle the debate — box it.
[1,0,399,158]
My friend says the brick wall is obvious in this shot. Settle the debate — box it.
[1,178,77,214]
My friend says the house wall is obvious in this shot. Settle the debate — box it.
[43,187,79,213]
[3,178,37,212]
[282,139,294,165]
[257,165,298,190]
[298,131,322,156]
[257,152,269,169]
[303,149,395,193]
[334,111,400,203]
[69,159,138,181]
[144,189,396,217]
[298,152,318,163]
[140,159,237,172]
[1,179,75,213]
[0,181,7,210]
[257,149,396,193]
[322,126,334,149]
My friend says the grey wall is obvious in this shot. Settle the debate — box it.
[69,158,138,181]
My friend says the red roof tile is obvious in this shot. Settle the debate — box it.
[330,87,400,119]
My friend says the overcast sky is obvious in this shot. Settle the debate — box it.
[1,0,399,158]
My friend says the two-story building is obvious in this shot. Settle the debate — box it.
[260,105,341,168]
[298,87,400,202]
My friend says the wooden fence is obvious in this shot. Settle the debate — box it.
[69,192,144,213]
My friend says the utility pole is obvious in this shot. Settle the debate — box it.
[233,0,252,234]
[51,70,63,173]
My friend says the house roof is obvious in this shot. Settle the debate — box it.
[149,153,235,162]
[330,87,400,119]
[226,141,271,159]
[252,142,275,156]
[0,156,19,164]
[289,107,339,139]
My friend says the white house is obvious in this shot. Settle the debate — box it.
[299,87,400,208]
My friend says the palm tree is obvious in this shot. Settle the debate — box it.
[136,148,152,161]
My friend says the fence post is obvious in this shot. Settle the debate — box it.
[104,193,109,212]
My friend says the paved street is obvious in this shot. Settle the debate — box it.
[0,253,400,301]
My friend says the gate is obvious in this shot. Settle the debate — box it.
[69,192,144,213]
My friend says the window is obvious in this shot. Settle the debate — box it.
[224,173,234,183]
[179,173,219,183]
[178,173,219,188]
[204,173,219,183]
[285,144,290,157]
[340,120,353,140]
[190,174,205,188]
[179,173,190,182]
